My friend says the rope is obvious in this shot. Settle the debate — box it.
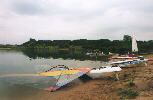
[56,69,64,83]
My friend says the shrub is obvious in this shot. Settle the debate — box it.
[118,89,139,99]
[114,78,118,81]
[123,73,131,79]
[128,82,135,87]
[128,78,135,87]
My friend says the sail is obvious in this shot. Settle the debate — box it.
[0,66,90,91]
[132,33,138,52]
[44,68,91,91]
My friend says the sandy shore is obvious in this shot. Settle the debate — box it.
[1,56,153,100]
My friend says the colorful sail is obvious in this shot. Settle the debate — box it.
[0,66,90,91]
[44,68,90,91]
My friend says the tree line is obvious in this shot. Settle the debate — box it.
[19,35,153,54]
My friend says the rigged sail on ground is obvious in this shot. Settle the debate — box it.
[132,33,138,52]
[44,68,90,91]
[0,67,90,91]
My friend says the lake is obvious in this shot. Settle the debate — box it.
[0,50,110,100]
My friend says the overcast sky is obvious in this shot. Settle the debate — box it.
[0,0,153,44]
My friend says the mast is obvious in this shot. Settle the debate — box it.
[132,33,138,52]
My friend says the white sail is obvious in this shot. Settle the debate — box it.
[132,33,138,52]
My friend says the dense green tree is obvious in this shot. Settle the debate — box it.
[123,35,132,41]
[18,37,153,54]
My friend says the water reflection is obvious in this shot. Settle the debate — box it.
[0,49,110,75]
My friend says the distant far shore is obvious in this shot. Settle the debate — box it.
[0,48,12,50]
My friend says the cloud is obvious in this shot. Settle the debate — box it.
[11,0,43,15]
[0,0,153,44]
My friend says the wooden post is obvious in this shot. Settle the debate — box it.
[115,72,119,81]
[145,62,147,66]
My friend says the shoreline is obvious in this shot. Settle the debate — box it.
[0,62,153,100]
[0,55,153,100]
[0,48,11,50]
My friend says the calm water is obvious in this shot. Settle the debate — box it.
[0,50,109,74]
[0,50,109,100]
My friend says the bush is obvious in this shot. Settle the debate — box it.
[128,78,135,87]
[128,82,135,87]
[114,78,118,81]
[118,89,139,99]
[133,70,136,72]
[123,73,131,78]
